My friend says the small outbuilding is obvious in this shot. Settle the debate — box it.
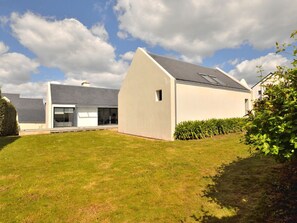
[118,48,252,140]
[46,83,119,128]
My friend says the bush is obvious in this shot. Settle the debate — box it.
[245,31,297,162]
[0,98,19,136]
[174,118,246,140]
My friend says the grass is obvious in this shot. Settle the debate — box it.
[0,130,294,222]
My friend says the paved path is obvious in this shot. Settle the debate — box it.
[19,125,118,136]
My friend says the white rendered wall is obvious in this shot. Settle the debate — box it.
[118,48,176,140]
[19,123,46,130]
[77,107,98,127]
[252,76,275,101]
[46,83,52,128]
[176,81,252,123]
[252,83,263,101]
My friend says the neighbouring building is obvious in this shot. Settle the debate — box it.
[2,93,46,130]
[251,73,274,101]
[119,48,252,140]
[46,83,119,128]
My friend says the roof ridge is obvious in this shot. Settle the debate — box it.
[251,72,273,89]
[148,52,216,71]
[50,83,119,91]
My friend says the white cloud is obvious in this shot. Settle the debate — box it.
[228,58,240,66]
[9,12,130,91]
[64,70,125,89]
[120,51,134,61]
[93,0,114,13]
[179,55,202,64]
[117,31,128,39]
[114,0,297,60]
[0,16,9,27]
[0,42,9,54]
[1,82,46,99]
[10,12,118,74]
[0,42,39,84]
[229,53,290,85]
[91,23,109,41]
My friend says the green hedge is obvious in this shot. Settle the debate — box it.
[0,98,19,136]
[174,118,246,140]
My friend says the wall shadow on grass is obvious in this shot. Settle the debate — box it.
[196,155,297,223]
[0,136,19,151]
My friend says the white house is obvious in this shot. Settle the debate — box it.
[251,73,274,101]
[2,93,46,130]
[46,83,119,128]
[118,48,252,140]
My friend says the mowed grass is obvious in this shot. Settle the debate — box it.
[0,131,281,222]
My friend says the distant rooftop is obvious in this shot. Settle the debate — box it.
[251,72,273,89]
[149,53,250,92]
[50,84,119,106]
[2,93,45,123]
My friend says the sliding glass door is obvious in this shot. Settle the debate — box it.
[98,108,118,125]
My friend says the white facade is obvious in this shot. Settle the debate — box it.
[118,48,176,140]
[119,48,252,141]
[77,107,98,127]
[19,123,46,130]
[252,83,264,101]
[176,81,251,123]
[252,73,275,101]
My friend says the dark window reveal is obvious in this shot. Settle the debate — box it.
[156,90,162,101]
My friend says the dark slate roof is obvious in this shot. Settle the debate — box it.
[2,93,20,102]
[50,84,119,106]
[2,93,45,123]
[149,53,250,92]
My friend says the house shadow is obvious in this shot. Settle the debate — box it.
[0,136,19,151]
[195,155,297,223]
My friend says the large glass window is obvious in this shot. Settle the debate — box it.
[98,108,118,125]
[54,107,75,127]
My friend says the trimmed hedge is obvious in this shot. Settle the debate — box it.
[0,98,19,136]
[174,118,246,140]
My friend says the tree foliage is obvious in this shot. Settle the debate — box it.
[245,31,297,161]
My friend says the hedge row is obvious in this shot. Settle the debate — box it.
[174,118,246,140]
[0,98,19,136]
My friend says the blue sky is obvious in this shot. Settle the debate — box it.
[0,0,296,98]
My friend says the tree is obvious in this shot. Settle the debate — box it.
[245,31,297,161]
[0,98,19,136]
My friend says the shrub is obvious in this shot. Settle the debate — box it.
[174,118,246,140]
[0,98,19,136]
[245,30,297,162]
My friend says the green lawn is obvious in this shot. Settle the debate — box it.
[0,130,289,222]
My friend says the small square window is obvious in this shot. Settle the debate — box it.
[156,90,162,101]
[258,90,262,95]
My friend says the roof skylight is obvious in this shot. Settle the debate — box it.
[198,73,226,86]
[201,74,217,84]
[212,77,226,86]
